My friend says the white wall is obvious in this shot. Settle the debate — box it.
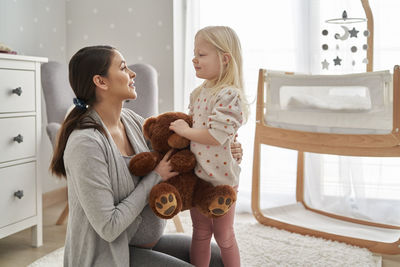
[1,0,174,193]
[65,0,174,112]
[0,0,67,61]
[1,0,68,193]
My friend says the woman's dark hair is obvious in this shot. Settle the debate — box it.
[50,45,115,178]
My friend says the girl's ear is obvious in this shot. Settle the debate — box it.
[222,53,231,65]
[93,75,108,91]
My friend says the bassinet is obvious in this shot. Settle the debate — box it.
[251,66,400,254]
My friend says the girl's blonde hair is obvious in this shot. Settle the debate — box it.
[191,26,249,122]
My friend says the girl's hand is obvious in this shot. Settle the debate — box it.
[231,137,243,164]
[169,119,190,137]
[154,150,179,181]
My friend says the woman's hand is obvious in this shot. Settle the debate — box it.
[169,119,190,137]
[154,150,179,181]
[231,137,243,164]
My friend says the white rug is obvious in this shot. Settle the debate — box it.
[29,211,381,267]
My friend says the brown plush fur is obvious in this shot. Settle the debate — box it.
[129,111,236,219]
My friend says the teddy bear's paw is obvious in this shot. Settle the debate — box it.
[209,196,233,216]
[155,193,178,216]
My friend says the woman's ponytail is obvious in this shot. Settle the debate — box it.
[50,45,114,178]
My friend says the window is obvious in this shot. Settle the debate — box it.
[178,0,400,219]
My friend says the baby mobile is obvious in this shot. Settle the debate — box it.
[320,0,373,72]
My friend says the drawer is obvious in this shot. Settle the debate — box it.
[0,117,36,163]
[0,162,37,228]
[0,69,35,113]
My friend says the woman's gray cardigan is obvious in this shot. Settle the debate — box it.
[63,108,162,267]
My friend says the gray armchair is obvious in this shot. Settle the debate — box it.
[41,61,183,232]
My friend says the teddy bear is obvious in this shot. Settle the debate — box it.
[128,111,236,219]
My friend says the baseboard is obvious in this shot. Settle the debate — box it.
[42,186,67,209]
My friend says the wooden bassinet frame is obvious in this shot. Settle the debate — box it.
[251,66,400,254]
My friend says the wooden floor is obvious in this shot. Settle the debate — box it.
[0,202,67,267]
[0,201,400,266]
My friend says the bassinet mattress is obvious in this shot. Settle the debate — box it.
[265,107,393,134]
[264,70,393,134]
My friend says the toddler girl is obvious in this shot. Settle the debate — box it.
[169,26,248,267]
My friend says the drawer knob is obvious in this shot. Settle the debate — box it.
[13,134,24,143]
[14,190,24,199]
[12,87,23,96]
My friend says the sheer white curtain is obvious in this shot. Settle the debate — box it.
[303,0,400,226]
[181,0,400,220]
[305,154,400,225]
[182,0,306,212]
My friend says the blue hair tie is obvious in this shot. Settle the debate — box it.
[73,98,88,110]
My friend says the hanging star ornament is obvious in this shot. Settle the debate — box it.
[349,27,359,38]
[333,56,342,66]
[321,59,329,70]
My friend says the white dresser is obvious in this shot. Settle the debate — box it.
[0,54,47,247]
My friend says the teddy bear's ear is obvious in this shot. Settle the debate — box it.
[143,117,157,140]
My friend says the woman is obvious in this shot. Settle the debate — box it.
[50,45,242,267]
